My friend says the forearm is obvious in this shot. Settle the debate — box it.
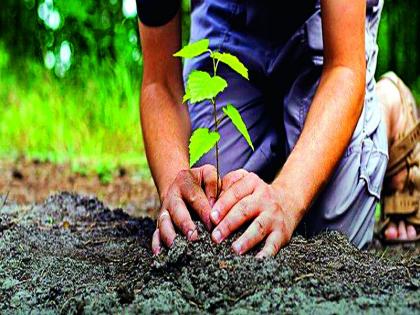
[141,84,191,200]
[271,0,366,225]
[272,66,365,222]
[138,12,190,200]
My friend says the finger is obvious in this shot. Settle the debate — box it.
[256,231,284,259]
[407,224,417,240]
[200,164,219,207]
[180,177,213,230]
[398,220,408,240]
[211,194,258,244]
[210,172,257,225]
[384,222,398,240]
[220,169,249,194]
[158,209,177,247]
[152,229,161,255]
[167,197,198,241]
[232,214,272,255]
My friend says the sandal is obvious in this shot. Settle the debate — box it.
[378,72,420,243]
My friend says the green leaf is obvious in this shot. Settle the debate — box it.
[223,104,254,150]
[185,70,227,103]
[173,39,210,58]
[211,52,249,80]
[189,128,220,167]
[183,88,191,103]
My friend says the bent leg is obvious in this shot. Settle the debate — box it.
[376,73,419,242]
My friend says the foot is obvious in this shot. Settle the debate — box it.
[377,75,418,241]
[384,221,417,241]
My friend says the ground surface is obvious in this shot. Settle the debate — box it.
[0,192,419,314]
[0,159,158,217]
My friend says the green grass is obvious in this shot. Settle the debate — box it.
[0,42,149,177]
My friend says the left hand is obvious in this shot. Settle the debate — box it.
[210,169,300,258]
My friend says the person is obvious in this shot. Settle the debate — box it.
[137,0,419,257]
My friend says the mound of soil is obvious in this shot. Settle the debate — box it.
[0,193,418,314]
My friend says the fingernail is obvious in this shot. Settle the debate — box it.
[210,210,219,223]
[168,238,175,248]
[255,252,265,260]
[187,230,193,240]
[232,242,242,254]
[187,229,199,241]
[153,247,161,256]
[212,229,222,243]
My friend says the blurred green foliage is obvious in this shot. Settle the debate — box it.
[0,0,418,172]
[0,0,191,77]
[0,0,142,77]
[376,0,420,100]
[0,0,148,175]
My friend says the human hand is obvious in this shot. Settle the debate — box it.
[152,164,219,255]
[210,169,300,258]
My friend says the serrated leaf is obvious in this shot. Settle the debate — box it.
[173,39,209,58]
[223,104,254,150]
[211,52,249,80]
[183,88,190,103]
[185,70,227,103]
[189,128,220,167]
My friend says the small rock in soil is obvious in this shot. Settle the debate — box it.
[11,169,24,180]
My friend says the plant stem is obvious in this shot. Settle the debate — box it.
[210,52,221,198]
[211,98,220,198]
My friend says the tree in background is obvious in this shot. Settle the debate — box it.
[0,0,141,77]
[0,0,417,89]
[376,0,420,88]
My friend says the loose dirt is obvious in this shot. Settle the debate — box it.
[0,193,419,314]
[0,158,159,217]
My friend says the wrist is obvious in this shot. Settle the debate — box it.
[158,183,170,203]
[157,165,190,202]
[270,180,307,228]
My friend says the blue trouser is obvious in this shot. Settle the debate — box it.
[183,0,388,248]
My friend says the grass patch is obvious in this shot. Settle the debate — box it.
[0,42,150,177]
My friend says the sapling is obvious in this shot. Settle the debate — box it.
[174,39,254,197]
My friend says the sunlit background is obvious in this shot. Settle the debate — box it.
[0,0,418,175]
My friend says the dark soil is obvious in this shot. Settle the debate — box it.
[0,193,419,314]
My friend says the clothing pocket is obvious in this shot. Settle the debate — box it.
[319,129,388,220]
[359,131,388,199]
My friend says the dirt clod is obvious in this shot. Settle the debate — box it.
[0,192,418,314]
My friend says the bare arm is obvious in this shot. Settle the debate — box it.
[139,12,218,254]
[139,11,190,199]
[272,0,366,219]
[274,0,366,217]
[210,0,366,257]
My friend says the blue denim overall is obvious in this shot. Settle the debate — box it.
[184,0,388,248]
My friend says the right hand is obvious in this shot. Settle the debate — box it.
[152,164,219,255]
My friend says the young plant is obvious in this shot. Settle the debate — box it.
[174,39,254,197]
